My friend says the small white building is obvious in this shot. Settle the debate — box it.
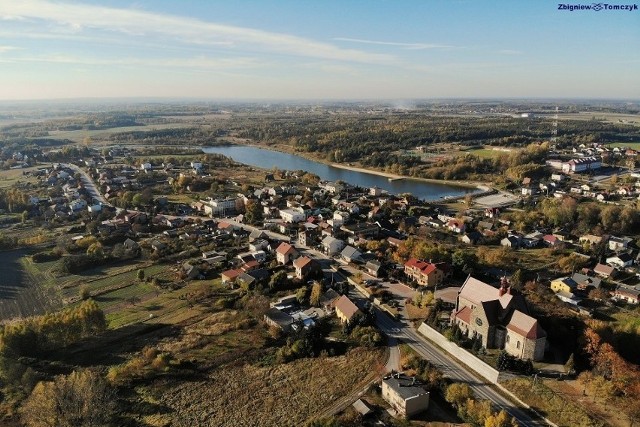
[381,374,430,419]
[279,208,306,223]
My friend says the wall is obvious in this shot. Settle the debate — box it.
[417,322,505,384]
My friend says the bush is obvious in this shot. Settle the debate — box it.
[31,251,61,263]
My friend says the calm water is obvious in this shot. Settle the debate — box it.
[202,145,475,201]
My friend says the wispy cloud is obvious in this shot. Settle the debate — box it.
[0,46,18,53]
[1,54,263,71]
[334,37,456,50]
[0,1,394,64]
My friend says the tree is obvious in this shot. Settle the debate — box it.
[79,286,90,301]
[86,242,104,258]
[20,370,116,427]
[21,210,29,224]
[296,286,309,305]
[510,269,524,290]
[269,270,288,291]
[309,282,323,307]
[484,409,518,427]
[445,382,473,409]
[137,269,145,281]
[244,200,263,225]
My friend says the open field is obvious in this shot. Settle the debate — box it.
[157,347,385,427]
[47,122,197,142]
[462,147,515,159]
[556,112,640,126]
[0,249,62,320]
[0,165,42,188]
[606,142,640,150]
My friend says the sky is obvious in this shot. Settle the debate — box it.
[0,0,638,101]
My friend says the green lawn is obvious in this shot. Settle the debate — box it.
[606,142,640,150]
[462,148,514,159]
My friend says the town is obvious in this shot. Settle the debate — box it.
[0,101,639,426]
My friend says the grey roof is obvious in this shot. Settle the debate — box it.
[571,273,602,289]
[264,308,294,328]
[382,374,429,400]
[341,245,362,260]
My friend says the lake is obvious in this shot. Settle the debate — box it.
[202,145,475,201]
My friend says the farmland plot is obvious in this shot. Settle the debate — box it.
[0,250,61,320]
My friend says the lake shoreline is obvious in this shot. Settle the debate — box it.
[214,140,488,192]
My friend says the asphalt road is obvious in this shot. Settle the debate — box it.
[70,163,547,425]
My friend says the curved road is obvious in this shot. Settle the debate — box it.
[68,162,547,425]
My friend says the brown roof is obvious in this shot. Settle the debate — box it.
[454,306,472,324]
[293,256,312,269]
[594,263,615,276]
[276,242,296,255]
[507,310,546,339]
[334,295,360,321]
[221,269,241,280]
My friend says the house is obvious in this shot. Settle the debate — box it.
[612,287,640,304]
[451,276,546,361]
[182,262,201,280]
[352,399,373,417]
[606,253,634,269]
[334,295,360,324]
[609,236,633,252]
[593,263,616,278]
[140,162,152,172]
[571,273,601,291]
[150,240,167,252]
[264,307,294,331]
[579,234,604,246]
[404,258,448,288]
[461,231,482,245]
[501,235,521,249]
[365,260,382,277]
[321,236,345,255]
[485,207,500,218]
[279,208,306,223]
[293,256,319,280]
[275,242,299,265]
[340,246,363,263]
[221,269,242,285]
[319,289,341,312]
[543,234,564,248]
[550,277,578,294]
[446,219,465,234]
[381,373,430,419]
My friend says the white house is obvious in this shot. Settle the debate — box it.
[321,236,345,255]
[140,162,152,172]
[606,253,634,269]
[279,208,306,223]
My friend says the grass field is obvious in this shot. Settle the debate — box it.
[461,147,514,159]
[156,347,384,427]
[0,165,41,188]
[606,142,640,150]
[0,249,62,320]
[47,122,196,142]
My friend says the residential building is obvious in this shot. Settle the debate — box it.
[321,236,345,255]
[279,208,306,223]
[381,373,430,419]
[451,276,546,361]
[404,258,448,287]
[334,295,360,324]
[264,308,294,331]
[606,253,634,269]
[204,197,241,216]
[571,273,602,291]
[550,277,578,294]
[293,256,318,280]
[609,236,633,252]
[341,245,363,263]
[594,263,616,278]
[612,287,640,304]
[365,260,382,277]
[275,242,299,265]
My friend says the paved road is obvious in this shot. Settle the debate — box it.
[364,299,547,427]
[62,163,111,206]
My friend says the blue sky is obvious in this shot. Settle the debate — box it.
[0,0,638,100]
